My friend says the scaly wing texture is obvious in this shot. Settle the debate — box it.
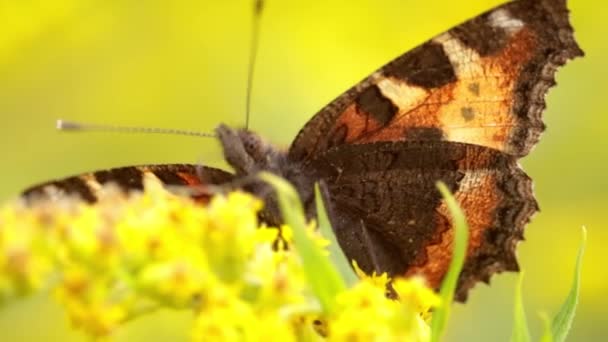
[311,141,537,301]
[22,164,234,204]
[289,0,583,162]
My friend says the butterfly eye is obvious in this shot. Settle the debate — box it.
[245,137,257,151]
[238,130,263,156]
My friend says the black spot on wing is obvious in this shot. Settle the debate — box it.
[383,41,457,88]
[468,83,480,96]
[461,107,475,121]
[94,167,144,191]
[356,86,398,126]
[450,15,509,56]
[23,176,97,203]
[151,168,191,186]
[54,177,97,203]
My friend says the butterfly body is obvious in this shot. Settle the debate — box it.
[22,0,583,301]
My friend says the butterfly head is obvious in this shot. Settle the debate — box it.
[215,124,284,176]
[215,124,293,226]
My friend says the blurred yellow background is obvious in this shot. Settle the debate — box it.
[0,0,605,341]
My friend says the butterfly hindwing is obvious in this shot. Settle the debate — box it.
[310,141,537,300]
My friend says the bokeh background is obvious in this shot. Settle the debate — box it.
[0,0,605,340]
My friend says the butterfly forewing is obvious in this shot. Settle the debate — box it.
[23,165,234,204]
[288,0,583,163]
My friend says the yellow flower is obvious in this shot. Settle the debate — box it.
[327,275,439,342]
[137,260,210,307]
[0,203,53,298]
[0,175,442,340]
[352,260,391,289]
[203,192,262,283]
[392,276,441,317]
[193,283,297,342]
[54,265,130,337]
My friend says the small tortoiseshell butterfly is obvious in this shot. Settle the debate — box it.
[23,0,583,301]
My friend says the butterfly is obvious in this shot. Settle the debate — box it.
[22,0,583,301]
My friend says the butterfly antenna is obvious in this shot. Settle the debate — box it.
[245,0,264,131]
[56,119,216,138]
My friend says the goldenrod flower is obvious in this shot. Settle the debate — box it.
[0,202,54,299]
[0,175,438,340]
[392,276,441,319]
[327,275,438,342]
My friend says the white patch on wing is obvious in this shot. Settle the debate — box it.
[141,169,162,183]
[433,32,483,78]
[81,174,102,194]
[41,185,63,201]
[376,77,429,114]
[488,8,524,34]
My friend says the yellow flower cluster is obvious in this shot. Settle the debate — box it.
[0,175,439,340]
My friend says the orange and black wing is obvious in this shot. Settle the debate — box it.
[289,0,583,162]
[293,0,582,300]
[312,141,537,301]
[22,164,234,204]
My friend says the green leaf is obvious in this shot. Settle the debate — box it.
[314,183,358,287]
[430,181,469,342]
[551,226,586,342]
[538,312,554,342]
[259,172,346,314]
[510,272,531,342]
